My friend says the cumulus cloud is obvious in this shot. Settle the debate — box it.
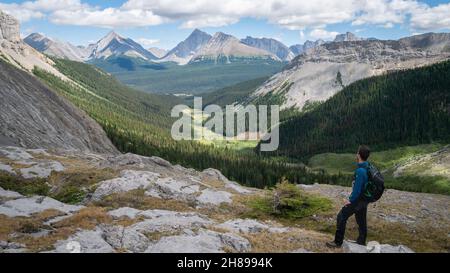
[0,0,449,32]
[410,3,450,31]
[309,29,340,40]
[50,8,167,28]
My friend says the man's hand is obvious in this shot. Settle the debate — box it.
[344,200,352,206]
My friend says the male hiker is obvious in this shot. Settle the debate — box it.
[326,145,372,248]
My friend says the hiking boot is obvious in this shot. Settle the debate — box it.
[326,241,342,249]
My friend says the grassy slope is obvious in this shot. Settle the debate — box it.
[91,57,284,94]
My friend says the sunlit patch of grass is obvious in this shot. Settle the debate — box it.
[0,172,50,196]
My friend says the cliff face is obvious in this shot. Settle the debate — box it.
[0,60,118,153]
[0,10,20,42]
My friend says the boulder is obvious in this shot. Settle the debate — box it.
[0,163,15,174]
[0,187,23,199]
[343,241,414,253]
[50,229,114,253]
[20,161,65,179]
[145,229,250,253]
[0,196,83,217]
[217,219,289,234]
[0,146,33,161]
[102,225,150,253]
[92,170,160,200]
[108,207,141,219]
[0,10,20,42]
[197,189,232,206]
[128,210,213,233]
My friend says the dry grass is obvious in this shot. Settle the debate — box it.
[242,229,337,253]
[52,207,112,230]
[93,189,194,212]
[11,207,113,252]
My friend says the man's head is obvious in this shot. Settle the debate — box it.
[357,145,370,162]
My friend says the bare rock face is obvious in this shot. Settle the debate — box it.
[0,61,118,154]
[0,10,20,42]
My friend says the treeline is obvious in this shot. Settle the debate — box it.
[34,59,348,188]
[270,60,450,159]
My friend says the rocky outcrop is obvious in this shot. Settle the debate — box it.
[0,10,20,42]
[334,32,362,42]
[0,10,66,77]
[0,61,118,153]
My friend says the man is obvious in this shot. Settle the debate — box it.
[326,145,371,248]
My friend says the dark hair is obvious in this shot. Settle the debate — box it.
[358,145,371,161]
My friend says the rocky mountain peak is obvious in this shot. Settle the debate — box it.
[241,36,294,61]
[0,10,21,42]
[334,32,361,42]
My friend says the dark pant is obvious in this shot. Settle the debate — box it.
[334,200,368,246]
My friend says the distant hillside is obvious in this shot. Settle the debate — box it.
[270,60,450,158]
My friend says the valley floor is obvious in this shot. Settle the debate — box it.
[0,146,448,253]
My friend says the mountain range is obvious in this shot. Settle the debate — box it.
[24,28,327,66]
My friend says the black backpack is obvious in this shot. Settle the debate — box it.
[362,163,385,203]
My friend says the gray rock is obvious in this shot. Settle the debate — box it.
[102,225,150,253]
[0,146,33,160]
[145,229,250,253]
[0,196,83,217]
[197,189,232,206]
[149,177,200,202]
[203,168,252,194]
[0,187,23,199]
[20,161,65,179]
[343,241,414,253]
[92,170,160,200]
[0,162,15,174]
[0,240,26,253]
[217,219,288,234]
[0,10,20,42]
[291,248,314,253]
[108,207,142,219]
[128,210,213,233]
[51,229,114,253]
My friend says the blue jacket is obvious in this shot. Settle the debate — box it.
[349,161,369,204]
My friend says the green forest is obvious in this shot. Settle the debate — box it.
[270,60,450,159]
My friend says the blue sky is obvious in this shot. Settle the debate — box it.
[1,0,450,49]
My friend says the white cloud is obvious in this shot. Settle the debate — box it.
[50,8,167,28]
[410,3,450,31]
[136,38,160,47]
[309,29,339,40]
[1,0,450,32]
